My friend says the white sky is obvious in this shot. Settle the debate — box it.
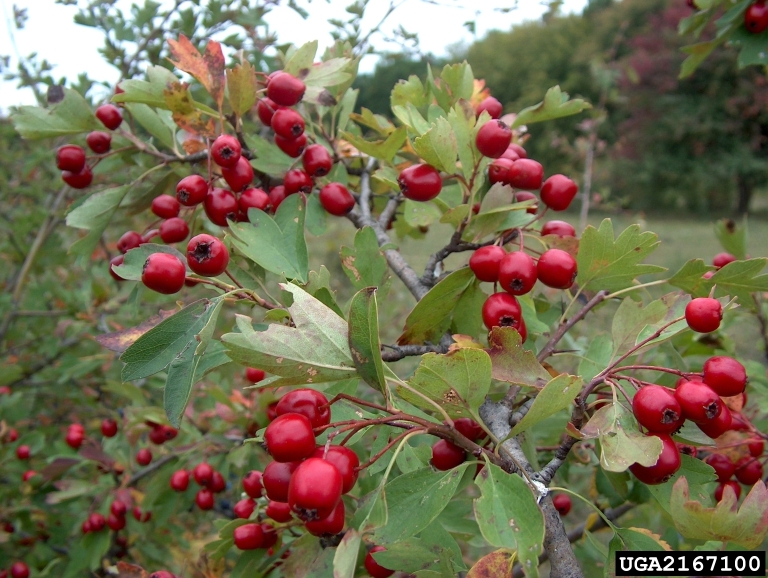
[0,0,587,112]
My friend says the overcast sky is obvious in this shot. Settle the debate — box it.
[0,0,588,111]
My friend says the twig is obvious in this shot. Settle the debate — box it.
[381,335,452,361]
[537,290,608,362]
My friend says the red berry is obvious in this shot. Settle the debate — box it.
[476,120,512,158]
[10,562,29,578]
[56,144,86,172]
[176,175,208,206]
[537,249,577,290]
[398,163,442,201]
[553,494,572,516]
[266,401,279,423]
[195,488,215,510]
[148,572,176,578]
[715,480,741,502]
[632,385,683,434]
[469,246,506,282]
[264,413,316,462]
[151,195,181,219]
[267,71,306,106]
[275,133,307,158]
[193,462,214,487]
[86,131,111,154]
[276,389,331,429]
[481,292,523,333]
[269,185,288,210]
[305,499,345,536]
[365,546,395,578]
[142,253,186,294]
[540,174,578,210]
[239,189,270,215]
[132,506,151,522]
[21,470,36,482]
[159,217,189,244]
[149,426,167,445]
[674,379,721,423]
[284,169,313,195]
[697,400,732,439]
[234,498,256,519]
[245,368,266,384]
[62,165,93,189]
[515,191,539,214]
[500,147,521,161]
[186,234,229,277]
[498,251,537,295]
[263,460,300,502]
[508,159,544,190]
[745,2,768,33]
[16,445,30,460]
[713,252,737,268]
[541,220,576,237]
[685,298,722,333]
[488,157,515,185]
[233,522,265,550]
[705,453,736,483]
[703,356,747,397]
[748,438,764,457]
[117,231,143,254]
[288,457,342,521]
[210,471,226,493]
[243,470,264,498]
[507,143,527,159]
[170,469,190,492]
[65,429,84,450]
[110,500,127,517]
[454,418,484,441]
[257,97,281,126]
[203,188,238,226]
[266,500,293,522]
[101,418,118,437]
[210,134,242,168]
[271,108,305,139]
[136,448,152,466]
[221,156,254,192]
[431,439,466,470]
[628,433,681,485]
[475,96,503,119]
[735,456,763,485]
[89,512,106,531]
[302,144,333,177]
[319,183,355,216]
[107,513,126,531]
[96,104,122,130]
[311,446,360,494]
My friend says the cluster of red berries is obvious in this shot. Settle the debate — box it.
[429,418,485,470]
[0,561,30,578]
[81,499,131,533]
[745,1,768,33]
[705,437,765,502]
[168,461,228,510]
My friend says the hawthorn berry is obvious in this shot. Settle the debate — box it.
[62,165,93,189]
[266,401,279,422]
[475,96,503,119]
[96,104,123,130]
[275,133,307,157]
[476,119,512,158]
[10,562,29,578]
[245,368,266,384]
[365,546,395,578]
[541,220,576,237]
[632,385,683,434]
[454,418,484,441]
[170,469,190,492]
[234,523,265,550]
[86,130,111,154]
[498,251,537,295]
[507,143,528,158]
[264,413,316,462]
[275,389,331,429]
[469,245,506,282]
[159,217,189,244]
[210,134,242,168]
[431,439,466,470]
[500,147,521,161]
[481,292,523,333]
[713,252,736,268]
[186,234,229,277]
[243,470,264,498]
[267,71,306,106]
[553,494,572,516]
[191,463,214,488]
[271,108,305,139]
[715,480,741,502]
[537,249,577,289]
[515,191,539,214]
[89,512,106,531]
[107,513,126,531]
[257,97,280,126]
[745,2,768,33]
[508,159,544,190]
[266,500,293,522]
[319,183,355,216]
[628,433,681,485]
[239,188,270,215]
[704,453,736,483]
[149,572,177,578]
[195,488,215,510]
[117,231,143,254]
[234,498,256,519]
[702,356,747,397]
[284,169,313,195]
[136,448,152,466]
[674,379,721,423]
[305,499,345,536]
[16,445,30,460]
[101,418,118,437]
[204,188,239,226]
[488,157,515,185]
[211,471,227,493]
[56,144,86,172]
[110,500,127,517]
[176,175,208,206]
[133,506,151,522]
[221,156,254,192]
[312,445,360,494]
[748,438,764,457]
[142,253,186,294]
[269,185,288,210]
[288,457,342,521]
[65,426,84,449]
[540,174,578,210]
[735,456,764,485]
[21,470,36,482]
[151,195,181,219]
[685,297,722,333]
[302,144,333,177]
[398,163,442,201]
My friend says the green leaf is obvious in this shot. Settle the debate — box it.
[397,348,492,420]
[451,279,485,338]
[120,298,222,381]
[228,194,308,283]
[576,219,666,293]
[510,374,582,436]
[398,268,476,345]
[125,103,176,149]
[332,529,361,578]
[114,243,189,281]
[348,288,387,395]
[484,327,551,388]
[391,75,429,109]
[12,88,101,139]
[439,62,474,101]
[338,126,407,163]
[113,65,180,108]
[511,85,591,129]
[668,259,716,297]
[633,292,691,350]
[244,134,294,176]
[645,454,717,515]
[710,258,768,309]
[371,537,446,573]
[679,38,725,78]
[280,533,334,577]
[66,185,131,256]
[340,227,390,291]
[283,41,319,75]
[462,184,532,242]
[578,334,613,383]
[447,101,478,182]
[226,61,258,117]
[392,103,431,135]
[474,463,545,578]
[611,297,668,358]
[305,193,327,236]
[375,465,469,543]
[402,199,442,228]
[412,117,458,174]
[222,283,355,387]
[714,217,747,259]
[304,57,352,87]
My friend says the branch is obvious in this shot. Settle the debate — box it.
[537,290,608,363]
[381,336,452,362]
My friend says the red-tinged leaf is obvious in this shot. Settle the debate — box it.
[484,327,551,389]
[163,82,216,137]
[167,35,225,108]
[78,439,116,467]
[182,137,207,155]
[96,309,176,353]
[467,549,516,578]
[39,458,79,480]
[116,562,148,578]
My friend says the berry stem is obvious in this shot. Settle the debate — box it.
[325,393,394,414]
[609,365,698,378]
[387,376,455,427]
[355,428,428,471]
[603,279,668,300]
[537,290,608,362]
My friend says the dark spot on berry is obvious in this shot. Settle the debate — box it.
[220,146,236,160]
[705,401,720,420]
[499,315,519,327]
[142,257,151,274]
[661,409,680,424]
[510,278,524,292]
[191,241,213,263]
[178,189,190,203]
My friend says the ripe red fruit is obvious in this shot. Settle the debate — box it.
[56,144,86,172]
[271,108,305,139]
[151,195,181,219]
[89,512,106,531]
[149,572,176,578]
[62,165,93,189]
[735,456,763,485]
[263,460,300,502]
[283,169,313,195]
[233,522,265,550]
[170,470,190,492]
[176,175,208,206]
[86,130,111,154]
[10,562,29,578]
[398,163,442,201]
[469,245,506,282]
[186,234,229,277]
[312,445,360,494]
[101,418,118,438]
[488,157,515,185]
[508,159,544,190]
[239,188,269,215]
[540,174,578,210]
[481,292,523,333]
[268,185,287,211]
[204,188,239,226]
[221,156,254,192]
[21,470,36,482]
[703,356,747,397]
[685,298,722,333]
[267,71,306,106]
[305,499,345,536]
[276,389,331,429]
[159,217,189,244]
[110,500,127,517]
[704,453,736,483]
[257,97,280,125]
[537,249,577,289]
[515,191,539,214]
[507,143,527,158]
[65,428,84,449]
[266,401,279,422]
[475,96,503,119]
[745,2,768,33]
[243,470,264,498]
[553,494,572,516]
[117,231,143,254]
[288,457,343,521]
[234,498,256,519]
[674,379,721,423]
[210,134,242,168]
[628,433,681,485]
[476,120,512,158]
[713,252,737,268]
[632,385,683,434]
[275,133,307,157]
[193,463,215,487]
[302,144,333,177]
[211,471,226,493]
[365,546,395,578]
[541,220,576,237]
[498,251,537,295]
[748,438,764,457]
[16,445,30,460]
[264,413,317,462]
[195,488,215,510]
[136,448,152,466]
[454,418,484,441]
[142,253,186,294]
[132,506,151,522]
[245,368,266,384]
[696,400,732,439]
[715,480,741,502]
[96,104,123,130]
[319,183,355,216]
[107,513,126,531]
[266,500,293,522]
[431,439,466,470]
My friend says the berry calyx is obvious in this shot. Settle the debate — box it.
[62,165,93,189]
[101,418,118,437]
[685,298,722,333]
[95,104,123,130]
[186,234,229,277]
[498,251,537,295]
[233,498,256,519]
[288,457,343,521]
[136,448,152,466]
[193,462,215,487]
[142,253,186,294]
[221,156,254,192]
[151,195,181,219]
[311,445,360,494]
[271,108,305,139]
[541,220,576,237]
[628,433,681,485]
[319,183,355,216]
[195,488,215,510]
[469,245,506,282]
[302,144,333,177]
[745,2,768,33]
[170,469,190,492]
[398,163,442,201]
[508,159,544,190]
[703,356,747,397]
[715,480,741,502]
[266,500,293,522]
[267,71,306,106]
[365,546,395,578]
[159,217,189,244]
[283,169,313,195]
[476,120,512,158]
[431,439,466,470]
[210,134,242,168]
[674,379,721,423]
[86,131,111,154]
[540,174,578,210]
[243,470,264,498]
[696,404,732,440]
[553,494,572,516]
[704,453,735,483]
[536,249,577,289]
[735,456,763,485]
[632,385,683,434]
[305,500,345,536]
[264,413,316,462]
[276,389,331,429]
[481,292,524,334]
[56,144,86,172]
[475,96,503,119]
[239,188,270,215]
[176,175,208,206]
[275,133,307,158]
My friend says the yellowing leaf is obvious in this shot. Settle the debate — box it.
[167,35,225,108]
